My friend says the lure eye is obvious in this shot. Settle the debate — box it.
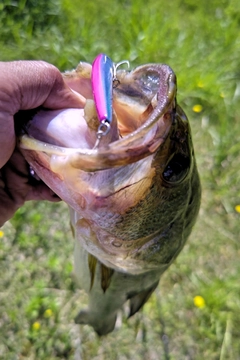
[163,153,190,183]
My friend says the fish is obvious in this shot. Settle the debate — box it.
[18,56,201,336]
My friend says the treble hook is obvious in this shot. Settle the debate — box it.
[93,120,111,149]
[113,60,130,87]
[91,54,130,148]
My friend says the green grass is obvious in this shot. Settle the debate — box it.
[0,0,240,358]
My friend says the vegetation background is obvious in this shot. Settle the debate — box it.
[0,0,240,359]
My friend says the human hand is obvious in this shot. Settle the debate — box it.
[0,60,85,226]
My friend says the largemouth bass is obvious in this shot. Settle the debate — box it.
[18,56,201,335]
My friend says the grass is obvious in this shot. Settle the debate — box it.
[0,0,240,358]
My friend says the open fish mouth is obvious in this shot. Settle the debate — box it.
[19,60,177,172]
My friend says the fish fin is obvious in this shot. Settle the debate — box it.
[75,309,117,336]
[88,255,114,292]
[94,314,117,336]
[128,281,159,317]
[70,221,75,237]
[74,309,89,325]
[101,264,114,293]
[88,254,98,290]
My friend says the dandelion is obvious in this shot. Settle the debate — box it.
[192,104,203,113]
[193,295,205,308]
[32,321,41,330]
[197,80,204,88]
[44,309,53,318]
[235,205,240,213]
[0,230,4,238]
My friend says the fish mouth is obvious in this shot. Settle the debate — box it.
[19,63,176,172]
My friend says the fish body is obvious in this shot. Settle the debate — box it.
[18,59,201,335]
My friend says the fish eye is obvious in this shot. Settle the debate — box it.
[162,153,190,183]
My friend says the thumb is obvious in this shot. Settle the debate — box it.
[0,60,86,167]
[0,60,86,111]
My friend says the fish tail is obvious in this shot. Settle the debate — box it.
[75,309,117,336]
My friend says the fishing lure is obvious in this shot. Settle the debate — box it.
[91,53,130,147]
[91,53,113,146]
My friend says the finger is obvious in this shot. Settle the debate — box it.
[1,149,61,204]
[25,183,61,202]
[0,61,85,112]
[0,114,15,168]
[1,149,35,206]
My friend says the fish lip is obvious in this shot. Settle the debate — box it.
[19,64,176,172]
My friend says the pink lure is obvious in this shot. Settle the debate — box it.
[91,53,114,124]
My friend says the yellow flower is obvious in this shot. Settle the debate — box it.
[44,309,53,318]
[197,80,204,88]
[193,295,205,308]
[192,104,203,113]
[32,321,41,330]
[235,205,240,213]
[0,230,4,238]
